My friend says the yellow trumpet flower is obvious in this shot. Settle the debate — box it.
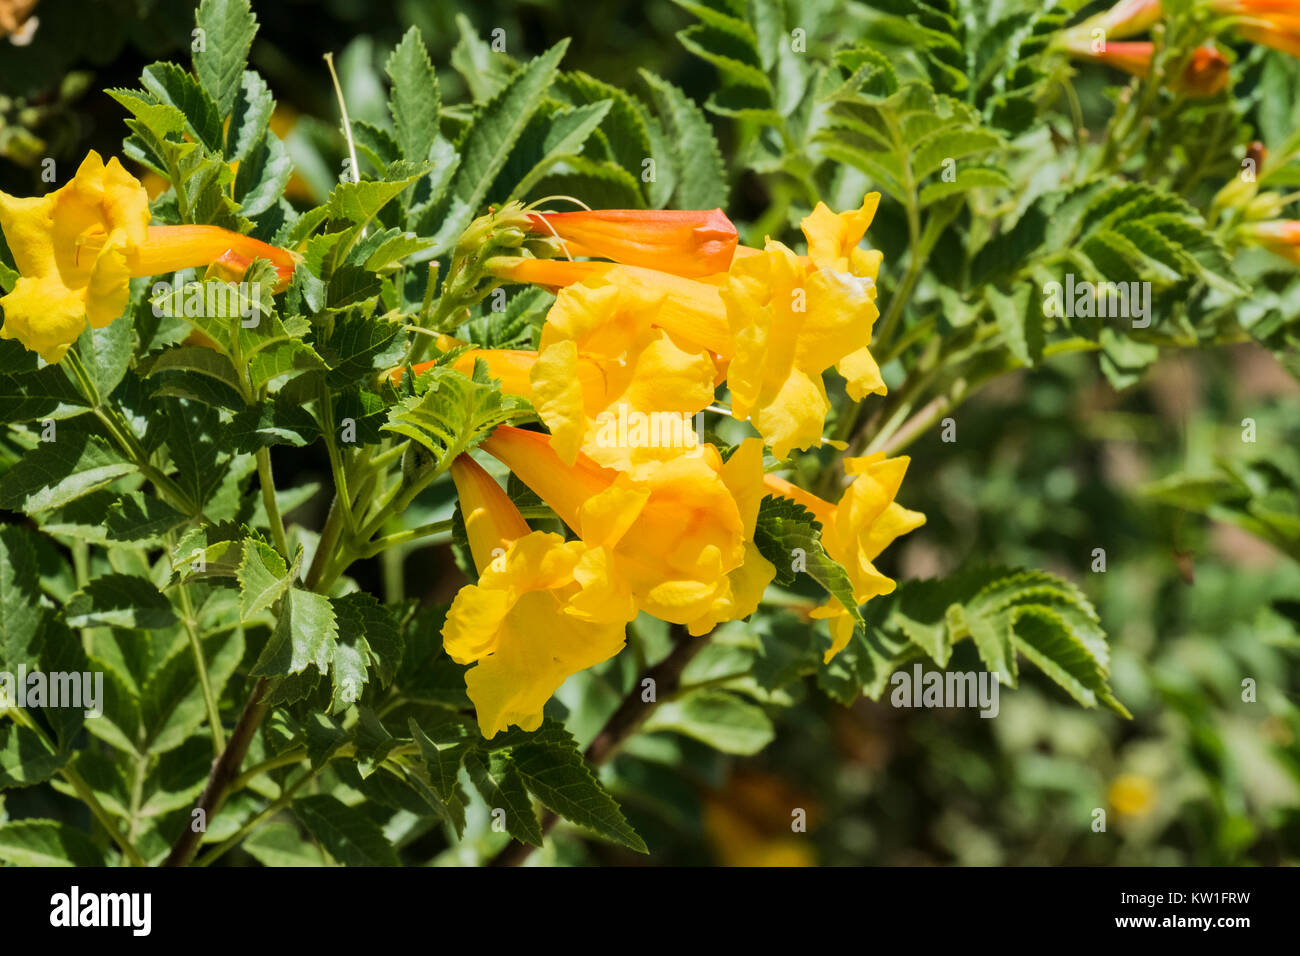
[482,426,775,635]
[442,454,635,738]
[0,150,298,363]
[764,452,925,661]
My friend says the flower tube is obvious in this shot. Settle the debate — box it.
[526,207,739,278]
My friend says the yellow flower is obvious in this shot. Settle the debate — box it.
[798,194,888,404]
[1108,773,1156,819]
[531,277,718,472]
[405,306,717,475]
[482,426,774,635]
[0,151,148,362]
[441,454,635,738]
[764,453,925,661]
[490,255,733,356]
[0,150,299,363]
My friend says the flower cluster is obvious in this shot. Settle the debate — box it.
[435,200,925,736]
[0,154,925,742]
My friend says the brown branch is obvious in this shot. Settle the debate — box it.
[486,627,705,867]
[162,677,271,867]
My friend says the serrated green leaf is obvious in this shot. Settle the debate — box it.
[0,433,135,513]
[466,749,543,847]
[0,724,67,790]
[194,0,259,117]
[431,40,569,253]
[141,628,243,754]
[141,60,224,154]
[237,538,292,620]
[66,573,177,631]
[252,587,338,678]
[0,526,43,668]
[383,364,529,471]
[506,722,646,852]
[639,70,728,209]
[292,793,400,866]
[386,26,441,164]
[753,495,863,628]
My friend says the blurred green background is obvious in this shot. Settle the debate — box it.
[2,0,1298,866]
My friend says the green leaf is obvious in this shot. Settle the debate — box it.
[506,722,646,853]
[431,40,570,253]
[237,538,292,620]
[334,592,402,686]
[498,100,613,202]
[0,526,43,668]
[753,495,863,628]
[556,71,654,197]
[194,0,259,117]
[386,26,441,164]
[642,690,775,755]
[0,365,87,424]
[465,750,543,847]
[0,724,67,790]
[163,398,230,506]
[141,61,224,154]
[326,164,429,229]
[66,573,177,631]
[320,313,404,386]
[292,794,400,866]
[986,282,1041,366]
[874,565,1127,716]
[76,310,134,399]
[919,165,1011,206]
[243,821,333,866]
[234,131,292,217]
[141,627,243,754]
[0,819,105,866]
[227,69,275,161]
[409,716,471,803]
[382,364,530,471]
[251,587,338,678]
[0,433,134,513]
[639,70,728,208]
[229,398,322,452]
[449,13,512,100]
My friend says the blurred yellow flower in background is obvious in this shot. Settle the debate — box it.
[1108,773,1157,819]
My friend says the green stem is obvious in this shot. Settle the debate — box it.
[256,447,292,560]
[176,579,226,756]
[11,709,147,866]
[193,759,330,867]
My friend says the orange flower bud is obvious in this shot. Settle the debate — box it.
[1238,219,1300,265]
[526,208,738,278]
